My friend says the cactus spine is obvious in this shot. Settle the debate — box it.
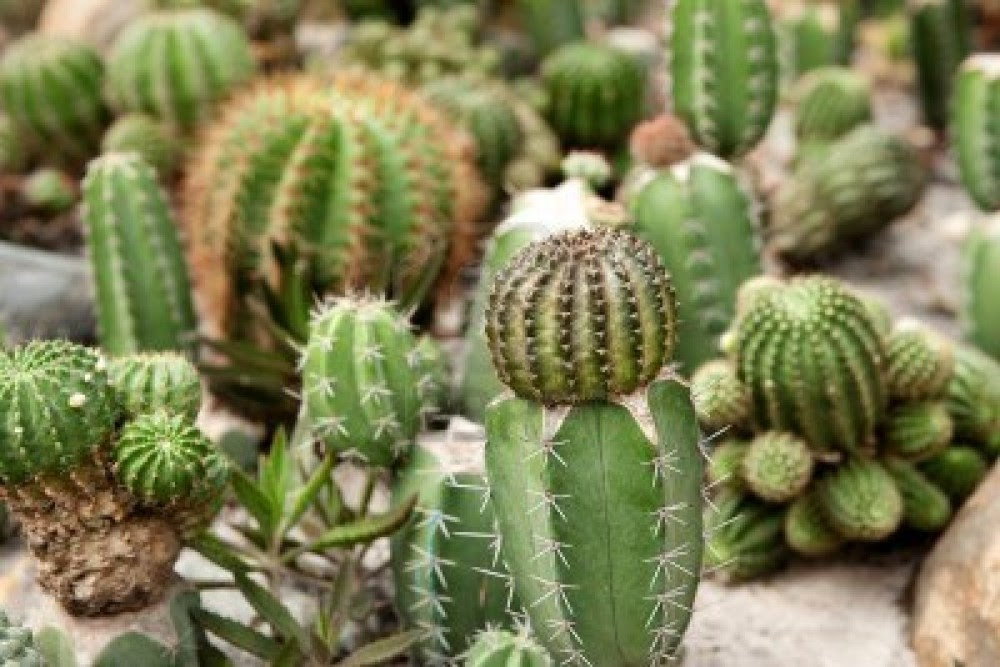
[82,153,197,357]
[952,57,1000,211]
[817,458,902,541]
[690,360,750,433]
[670,0,779,159]
[108,352,202,421]
[793,67,872,144]
[464,628,552,667]
[0,611,44,667]
[908,0,971,131]
[484,228,702,664]
[962,220,1000,360]
[740,431,814,503]
[885,322,954,400]
[101,114,179,177]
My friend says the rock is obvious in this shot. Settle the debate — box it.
[912,463,1000,667]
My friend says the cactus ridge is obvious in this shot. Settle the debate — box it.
[108,353,202,421]
[817,458,903,541]
[740,431,814,503]
[691,360,750,433]
[0,611,44,666]
[882,401,953,462]
[793,67,872,142]
[961,221,1000,358]
[784,489,843,557]
[919,446,988,501]
[463,627,552,667]
[885,323,955,400]
[952,56,1000,211]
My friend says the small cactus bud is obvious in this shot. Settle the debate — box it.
[560,151,613,191]
[740,431,814,504]
[885,321,954,400]
[691,360,750,433]
[784,489,843,557]
[817,458,903,542]
[919,445,988,502]
[108,352,202,421]
[882,401,953,462]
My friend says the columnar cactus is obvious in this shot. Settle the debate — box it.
[0,611,44,667]
[952,57,1000,211]
[817,458,902,541]
[885,322,955,400]
[883,458,952,532]
[484,228,703,663]
[919,446,988,501]
[101,114,178,177]
[106,8,256,131]
[784,490,843,557]
[82,153,197,357]
[691,360,750,433]
[463,627,552,667]
[793,67,872,144]
[108,352,202,420]
[882,401,953,462]
[908,0,971,131]
[769,125,925,262]
[0,34,108,163]
[962,220,1000,360]
[540,42,645,150]
[777,1,857,83]
[703,489,787,582]
[669,0,779,159]
[740,432,814,503]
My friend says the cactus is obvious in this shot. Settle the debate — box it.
[691,360,750,433]
[392,422,513,663]
[670,0,779,159]
[707,439,750,492]
[463,627,552,667]
[919,446,989,501]
[413,335,450,417]
[784,489,843,557]
[703,489,787,582]
[883,457,952,532]
[629,113,696,170]
[740,431,814,504]
[484,228,703,663]
[515,0,585,57]
[539,42,645,151]
[817,458,903,541]
[885,321,954,400]
[770,125,925,262]
[0,34,107,164]
[106,8,255,131]
[0,611,44,667]
[734,276,887,455]
[882,401,953,462]
[793,67,872,144]
[908,0,971,131]
[952,57,1000,211]
[777,1,857,83]
[0,115,26,174]
[20,169,76,212]
[945,344,1000,450]
[962,220,1000,359]
[108,352,202,421]
[630,153,763,371]
[101,114,179,177]
[560,151,613,191]
[82,152,197,357]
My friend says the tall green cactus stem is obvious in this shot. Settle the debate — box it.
[793,67,872,143]
[631,153,763,371]
[20,169,76,213]
[691,360,750,434]
[484,229,702,663]
[301,297,428,467]
[784,490,843,557]
[771,125,925,261]
[817,458,903,541]
[515,0,585,57]
[734,276,887,455]
[945,345,1000,449]
[703,489,787,582]
[908,0,971,131]
[885,322,954,400]
[106,9,255,131]
[883,458,952,532]
[101,114,179,177]
[777,2,857,83]
[540,43,645,150]
[740,431,814,504]
[670,0,779,159]
[392,422,513,663]
[952,57,1000,211]
[0,34,108,164]
[0,611,44,667]
[919,446,988,501]
[82,153,197,357]
[463,628,552,667]
[707,440,749,493]
[108,353,202,421]
[962,220,1000,359]
[883,401,953,462]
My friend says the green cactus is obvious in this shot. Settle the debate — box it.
[885,322,955,400]
[952,57,1000,211]
[670,0,779,159]
[630,153,763,371]
[945,344,1000,451]
[106,8,255,131]
[484,228,703,664]
[101,114,179,177]
[740,431,814,504]
[777,2,857,83]
[539,42,645,150]
[734,276,887,455]
[919,445,988,502]
[908,0,971,131]
[0,33,108,164]
[770,125,925,262]
[690,360,750,433]
[392,423,513,662]
[962,220,1000,359]
[883,457,952,532]
[20,169,76,213]
[793,67,872,144]
[817,458,903,541]
[707,439,750,493]
[703,489,787,582]
[82,152,197,357]
[413,335,450,417]
[108,352,202,421]
[515,0,585,57]
[784,489,843,557]
[463,627,552,667]
[0,114,26,174]
[0,611,44,667]
[882,401,953,462]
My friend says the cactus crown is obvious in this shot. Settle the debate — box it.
[486,227,678,404]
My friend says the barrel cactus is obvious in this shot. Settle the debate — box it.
[0,611,44,667]
[793,67,872,144]
[816,458,903,542]
[108,352,202,421]
[463,627,552,667]
[952,56,1000,211]
[704,489,787,582]
[962,220,1000,360]
[101,114,178,176]
[885,321,954,400]
[484,228,703,663]
[740,432,814,504]
[908,0,971,131]
[691,360,750,433]
[669,0,779,159]
[919,446,988,501]
[784,490,843,557]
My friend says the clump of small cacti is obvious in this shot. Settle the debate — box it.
[951,56,1000,211]
[20,168,76,212]
[108,352,202,421]
[0,611,44,667]
[101,114,178,177]
[740,432,815,504]
[463,627,552,667]
[82,152,197,357]
[962,219,1000,360]
[776,1,858,84]
[106,8,256,131]
[484,227,702,663]
[669,0,779,159]
[793,67,872,145]
[691,359,750,433]
[908,0,971,131]
[0,33,108,164]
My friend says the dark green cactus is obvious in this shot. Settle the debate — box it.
[703,489,787,582]
[463,627,551,667]
[101,113,179,177]
[0,611,44,667]
[945,344,1000,451]
[919,446,988,502]
[540,42,645,150]
[691,360,750,433]
[817,458,903,541]
[883,457,952,532]
[740,431,814,504]
[707,439,750,493]
[793,67,872,143]
[908,0,971,131]
[885,322,955,400]
[784,489,843,557]
[82,152,197,357]
[962,220,1000,359]
[882,401,953,462]
[670,0,779,158]
[20,169,76,213]
[108,352,202,421]
[777,2,857,83]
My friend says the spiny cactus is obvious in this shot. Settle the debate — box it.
[945,345,1000,450]
[777,1,857,83]
[784,490,843,557]
[463,627,552,667]
[691,360,750,433]
[793,67,872,144]
[670,0,779,159]
[0,611,44,667]
[540,42,645,150]
[0,34,108,164]
[108,352,202,421]
[770,125,925,262]
[883,457,952,532]
[106,8,255,131]
[20,169,76,212]
[740,432,814,504]
[908,0,971,131]
[515,0,585,57]
[919,446,988,501]
[629,113,697,170]
[703,489,787,582]
[485,228,702,663]
[734,276,887,455]
[885,322,954,400]
[82,153,197,357]
[630,152,763,370]
[101,114,178,177]
[0,115,25,174]
[962,220,1000,360]
[817,458,903,541]
[707,439,750,492]
[882,401,953,462]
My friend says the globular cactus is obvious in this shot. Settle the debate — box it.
[630,153,763,371]
[628,113,696,170]
[817,458,902,542]
[0,115,26,174]
[301,297,429,467]
[734,276,887,455]
[919,446,989,501]
[108,352,202,421]
[770,125,925,262]
[106,9,255,131]
[777,1,857,83]
[0,34,107,164]
[20,169,76,213]
[540,42,645,150]
[707,439,749,492]
[703,489,787,582]
[82,152,197,357]
[740,431,814,504]
[793,67,872,144]
[691,360,750,433]
[0,611,44,667]
[485,228,703,663]
[463,627,552,667]
[945,345,1000,451]
[784,490,843,557]
[101,114,178,177]
[882,401,953,462]
[952,57,1000,212]
[962,220,1000,360]
[516,0,585,58]
[883,457,952,532]
[670,0,779,159]
[392,422,513,663]
[908,0,971,131]
[885,321,954,400]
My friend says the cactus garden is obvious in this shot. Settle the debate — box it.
[1,1,1000,666]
